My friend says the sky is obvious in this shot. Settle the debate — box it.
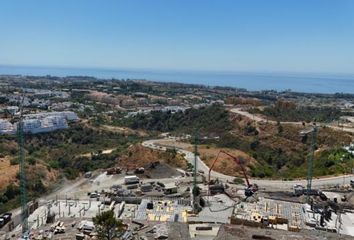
[1,0,354,74]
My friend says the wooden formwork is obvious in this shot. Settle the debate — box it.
[288,225,301,232]
[230,217,262,228]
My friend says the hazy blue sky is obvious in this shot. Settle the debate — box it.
[1,0,354,74]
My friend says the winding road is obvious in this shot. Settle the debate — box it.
[142,139,354,191]
[230,107,354,133]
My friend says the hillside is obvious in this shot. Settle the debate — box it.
[124,104,231,135]
[119,144,187,170]
[0,121,143,212]
[249,100,348,122]
[124,104,354,179]
[192,146,257,177]
[224,112,353,178]
[0,157,19,190]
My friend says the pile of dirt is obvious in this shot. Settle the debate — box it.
[140,162,181,179]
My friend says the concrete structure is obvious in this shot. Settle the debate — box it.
[0,119,15,134]
[189,194,235,224]
[162,106,189,113]
[232,198,304,231]
[24,111,79,121]
[22,88,69,98]
[0,111,78,135]
[22,116,68,134]
[4,106,19,115]
[135,199,191,222]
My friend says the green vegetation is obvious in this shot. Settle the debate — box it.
[313,148,353,176]
[278,148,354,179]
[0,122,142,213]
[122,104,353,179]
[124,104,232,134]
[212,134,291,178]
[0,194,20,214]
[250,101,343,122]
[24,123,141,179]
[207,132,352,179]
[93,211,125,240]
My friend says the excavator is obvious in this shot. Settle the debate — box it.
[208,150,258,197]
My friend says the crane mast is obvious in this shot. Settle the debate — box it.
[300,125,318,203]
[18,118,28,235]
[307,126,317,202]
[15,95,29,237]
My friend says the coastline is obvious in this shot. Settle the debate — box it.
[1,65,354,94]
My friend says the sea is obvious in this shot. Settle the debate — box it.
[0,65,354,94]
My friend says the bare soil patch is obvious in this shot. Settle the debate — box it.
[0,157,18,190]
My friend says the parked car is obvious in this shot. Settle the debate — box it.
[0,213,12,228]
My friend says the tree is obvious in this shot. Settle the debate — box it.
[4,184,20,200]
[277,123,283,134]
[93,211,125,240]
[166,148,177,158]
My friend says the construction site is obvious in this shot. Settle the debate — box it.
[1,127,354,240]
[0,101,353,239]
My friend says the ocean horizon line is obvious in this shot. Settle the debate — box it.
[0,64,354,94]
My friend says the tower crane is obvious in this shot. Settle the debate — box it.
[208,150,258,197]
[13,95,29,237]
[300,124,318,203]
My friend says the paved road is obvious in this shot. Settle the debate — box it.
[142,139,354,191]
[230,107,354,133]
